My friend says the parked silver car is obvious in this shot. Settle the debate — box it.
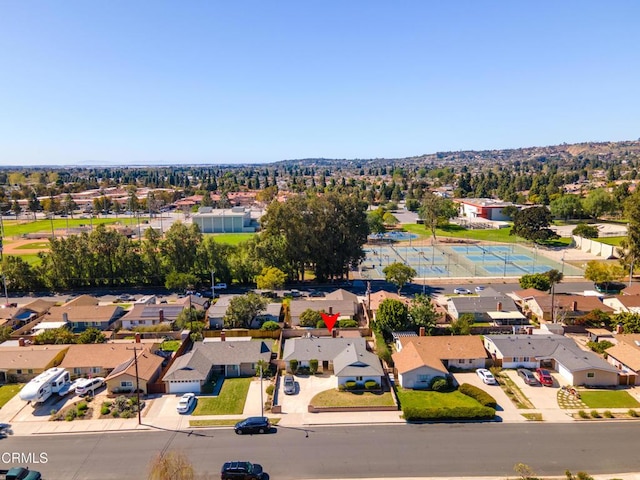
[283,375,296,395]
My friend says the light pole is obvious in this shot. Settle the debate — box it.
[561,251,566,276]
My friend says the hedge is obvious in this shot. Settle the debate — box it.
[402,405,495,421]
[458,383,498,408]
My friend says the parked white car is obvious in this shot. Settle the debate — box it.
[476,368,497,385]
[75,377,105,396]
[176,393,196,413]
[453,287,472,295]
[214,283,228,290]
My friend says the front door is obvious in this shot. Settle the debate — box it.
[0,371,5,384]
[226,365,239,377]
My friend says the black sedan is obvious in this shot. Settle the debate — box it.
[234,416,271,435]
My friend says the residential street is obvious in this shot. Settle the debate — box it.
[3,423,640,479]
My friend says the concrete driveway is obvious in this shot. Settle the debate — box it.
[278,374,335,413]
[452,372,525,422]
[504,369,567,409]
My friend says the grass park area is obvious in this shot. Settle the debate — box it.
[310,389,396,408]
[395,388,482,409]
[0,384,23,409]
[2,217,144,238]
[579,390,640,409]
[208,233,256,245]
[192,377,252,416]
[160,340,181,352]
[596,236,626,247]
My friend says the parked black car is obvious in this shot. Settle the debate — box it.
[234,417,271,435]
[221,461,264,480]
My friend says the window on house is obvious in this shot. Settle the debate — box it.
[468,359,473,364]
[587,372,595,378]
[121,381,133,388]
[73,368,82,375]
[90,367,100,374]
[28,369,33,374]
[356,376,363,381]
[522,357,530,362]
[417,375,430,382]
[16,369,22,374]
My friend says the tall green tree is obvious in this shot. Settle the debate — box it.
[511,206,558,243]
[383,262,416,294]
[409,294,438,335]
[255,266,286,290]
[549,195,584,220]
[418,193,458,240]
[223,293,267,328]
[374,299,409,340]
[160,222,202,276]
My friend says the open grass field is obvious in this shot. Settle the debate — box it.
[597,236,626,247]
[1,217,142,237]
[192,377,252,415]
[13,241,50,250]
[0,384,23,409]
[579,390,640,409]
[396,389,482,409]
[310,389,395,407]
[207,233,256,245]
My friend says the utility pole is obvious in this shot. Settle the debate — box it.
[211,270,216,299]
[126,346,143,425]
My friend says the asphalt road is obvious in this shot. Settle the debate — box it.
[3,423,640,479]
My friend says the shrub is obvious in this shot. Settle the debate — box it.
[65,409,77,421]
[402,405,495,421]
[309,359,319,375]
[50,409,57,416]
[603,410,613,418]
[345,380,357,390]
[364,380,380,390]
[260,321,280,331]
[458,383,497,408]
[289,359,299,374]
[338,319,358,328]
[629,409,639,417]
[578,410,589,419]
[120,410,133,419]
[100,405,111,415]
[590,410,601,418]
[374,330,393,366]
[77,401,88,412]
[265,385,275,396]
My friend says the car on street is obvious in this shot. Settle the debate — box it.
[594,281,626,294]
[307,290,325,297]
[234,416,271,435]
[474,285,486,293]
[5,467,42,480]
[453,287,472,295]
[221,461,265,479]
[283,374,296,395]
[176,393,196,413]
[535,368,554,386]
[113,294,135,303]
[214,283,228,290]
[517,368,539,385]
[75,377,105,396]
[476,368,497,385]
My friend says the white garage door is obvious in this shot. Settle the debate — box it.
[557,363,574,385]
[168,381,200,394]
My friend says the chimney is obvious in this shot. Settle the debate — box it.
[159,309,164,323]
[419,326,426,337]
[616,323,624,334]
[526,326,533,335]
[332,329,338,338]
[135,332,141,343]
[329,306,333,315]
[496,302,502,312]
[18,337,25,347]
[220,331,226,342]
[62,312,69,323]
[571,301,578,312]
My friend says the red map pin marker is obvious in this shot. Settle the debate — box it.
[320,312,340,334]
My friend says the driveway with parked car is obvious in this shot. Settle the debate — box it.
[277,374,334,414]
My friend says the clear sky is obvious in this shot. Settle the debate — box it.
[1,1,639,166]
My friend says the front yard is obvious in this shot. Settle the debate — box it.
[396,389,481,410]
[0,384,22,409]
[192,377,251,416]
[579,390,640,409]
[310,389,395,408]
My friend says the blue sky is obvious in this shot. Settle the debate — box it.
[1,1,639,166]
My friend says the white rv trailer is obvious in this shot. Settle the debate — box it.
[19,367,71,404]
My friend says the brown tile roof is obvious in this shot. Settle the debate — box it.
[512,288,547,300]
[368,291,409,312]
[63,295,99,307]
[0,345,68,369]
[106,351,164,382]
[623,284,640,296]
[613,294,640,308]
[0,306,18,320]
[531,294,613,314]
[43,305,123,322]
[393,336,487,374]
[60,343,153,369]
[615,334,640,348]
[392,342,447,375]
[21,299,56,314]
[606,342,640,372]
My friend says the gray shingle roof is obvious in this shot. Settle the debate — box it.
[162,349,213,381]
[282,337,366,362]
[333,345,383,377]
[449,295,519,313]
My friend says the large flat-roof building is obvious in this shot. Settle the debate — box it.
[192,207,258,233]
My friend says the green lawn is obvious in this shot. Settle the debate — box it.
[402,223,517,243]
[160,340,181,352]
[8,253,42,266]
[396,389,482,409]
[2,217,144,237]
[192,377,252,415]
[0,384,23,408]
[597,237,626,247]
[579,390,640,409]
[13,241,50,250]
[310,389,395,407]
[207,233,256,245]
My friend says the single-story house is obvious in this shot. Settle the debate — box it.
[207,295,239,329]
[392,335,487,389]
[605,334,640,385]
[282,336,381,387]
[105,350,164,395]
[0,299,55,328]
[483,334,619,386]
[60,342,159,379]
[176,294,211,311]
[524,294,613,323]
[510,288,546,308]
[325,289,360,303]
[162,340,272,394]
[251,303,282,328]
[585,328,615,343]
[602,294,640,314]
[367,291,410,320]
[289,299,359,326]
[119,304,184,330]
[0,343,69,383]
[40,304,124,332]
[447,295,525,324]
